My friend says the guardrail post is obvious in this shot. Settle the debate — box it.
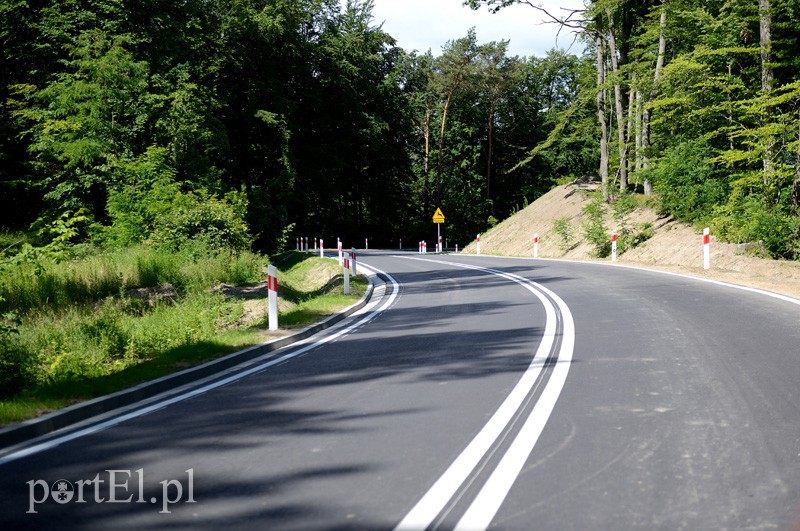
[343,254,351,295]
[268,265,278,331]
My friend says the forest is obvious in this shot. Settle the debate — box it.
[1,0,800,255]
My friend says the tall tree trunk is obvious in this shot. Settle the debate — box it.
[627,82,636,183]
[423,107,431,217]
[641,0,667,195]
[793,124,800,216]
[635,89,643,175]
[487,97,495,199]
[596,22,609,194]
[759,0,775,177]
[437,85,458,208]
[606,7,627,193]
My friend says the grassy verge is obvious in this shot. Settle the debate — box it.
[0,249,366,426]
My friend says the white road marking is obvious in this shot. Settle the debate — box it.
[394,257,575,531]
[0,264,399,466]
[456,278,575,530]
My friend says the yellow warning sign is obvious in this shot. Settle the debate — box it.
[432,208,445,224]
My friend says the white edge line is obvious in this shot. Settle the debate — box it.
[457,253,800,306]
[0,263,399,466]
[394,257,571,531]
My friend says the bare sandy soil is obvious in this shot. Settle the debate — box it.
[461,183,800,300]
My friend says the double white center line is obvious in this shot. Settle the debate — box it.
[395,258,575,531]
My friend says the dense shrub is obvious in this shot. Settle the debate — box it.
[104,147,252,253]
[647,140,727,224]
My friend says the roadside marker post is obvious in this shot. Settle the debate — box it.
[703,228,711,270]
[304,237,309,253]
[365,238,368,250]
[611,233,618,262]
[319,239,324,258]
[314,238,318,251]
[351,247,357,275]
[267,265,278,331]
[477,234,481,255]
[337,238,343,265]
[343,255,350,295]
[296,237,299,251]
[455,244,459,253]
[534,233,539,258]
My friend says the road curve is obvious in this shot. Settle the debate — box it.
[1,251,799,530]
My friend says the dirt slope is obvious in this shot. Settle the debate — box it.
[461,183,800,299]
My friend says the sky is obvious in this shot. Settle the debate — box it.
[343,0,587,58]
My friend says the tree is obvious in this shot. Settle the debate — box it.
[432,30,480,207]
[18,30,149,219]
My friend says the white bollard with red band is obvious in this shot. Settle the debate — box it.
[343,255,351,295]
[319,239,324,258]
[703,228,710,270]
[314,238,318,251]
[337,238,343,265]
[477,234,481,255]
[267,265,278,331]
[534,233,539,258]
[351,247,357,275]
[611,233,618,262]
[455,244,459,253]
[296,237,300,251]
[365,238,368,250]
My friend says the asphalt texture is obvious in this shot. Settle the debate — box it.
[1,251,799,530]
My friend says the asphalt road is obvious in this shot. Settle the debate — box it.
[1,251,799,530]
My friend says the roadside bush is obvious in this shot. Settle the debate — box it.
[581,192,611,257]
[647,139,727,223]
[104,147,252,254]
[712,194,800,259]
[552,217,575,253]
[0,298,35,398]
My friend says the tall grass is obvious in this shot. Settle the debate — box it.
[0,245,268,315]
[0,250,362,423]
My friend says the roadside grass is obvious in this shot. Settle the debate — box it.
[0,250,366,426]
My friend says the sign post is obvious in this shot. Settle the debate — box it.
[433,208,445,253]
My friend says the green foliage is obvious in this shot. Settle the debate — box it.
[581,192,611,258]
[103,147,252,253]
[0,295,34,399]
[149,188,251,253]
[712,193,800,259]
[552,216,575,253]
[648,140,727,224]
[0,245,267,316]
[276,223,296,254]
